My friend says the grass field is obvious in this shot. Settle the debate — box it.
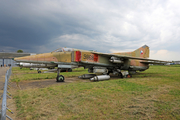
[11,65,180,120]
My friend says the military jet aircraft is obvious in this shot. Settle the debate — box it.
[14,45,171,82]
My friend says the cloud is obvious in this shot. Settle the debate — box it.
[0,0,180,60]
[150,50,180,61]
[49,34,111,52]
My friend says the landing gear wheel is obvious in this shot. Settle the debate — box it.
[56,75,65,82]
[68,68,72,72]
[118,72,123,78]
[107,71,112,75]
[38,71,41,73]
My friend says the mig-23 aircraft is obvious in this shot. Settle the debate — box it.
[14,45,171,82]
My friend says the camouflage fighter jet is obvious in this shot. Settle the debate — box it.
[14,45,171,82]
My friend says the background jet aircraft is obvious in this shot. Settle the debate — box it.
[14,45,171,82]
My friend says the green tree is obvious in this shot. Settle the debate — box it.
[17,49,23,53]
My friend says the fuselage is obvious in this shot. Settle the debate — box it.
[14,46,150,74]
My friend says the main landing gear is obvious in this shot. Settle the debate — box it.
[112,69,131,78]
[118,72,123,78]
[56,68,65,82]
[37,68,41,73]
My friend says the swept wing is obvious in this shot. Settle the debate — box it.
[92,51,171,64]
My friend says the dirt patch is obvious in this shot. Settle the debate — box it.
[12,75,122,90]
[11,77,90,90]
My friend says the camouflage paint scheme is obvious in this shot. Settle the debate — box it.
[14,45,169,75]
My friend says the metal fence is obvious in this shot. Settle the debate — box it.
[0,67,13,120]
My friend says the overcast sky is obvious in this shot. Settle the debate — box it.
[0,0,180,60]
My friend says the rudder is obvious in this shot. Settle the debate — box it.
[133,45,149,58]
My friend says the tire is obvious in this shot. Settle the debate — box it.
[60,69,66,72]
[56,75,65,82]
[38,71,41,73]
[68,68,72,72]
[107,71,112,75]
[118,72,123,78]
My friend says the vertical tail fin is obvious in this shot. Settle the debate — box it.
[133,45,149,58]
[112,45,149,58]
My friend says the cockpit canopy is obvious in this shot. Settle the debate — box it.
[52,48,74,52]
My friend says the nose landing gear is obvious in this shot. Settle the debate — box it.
[56,68,65,82]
